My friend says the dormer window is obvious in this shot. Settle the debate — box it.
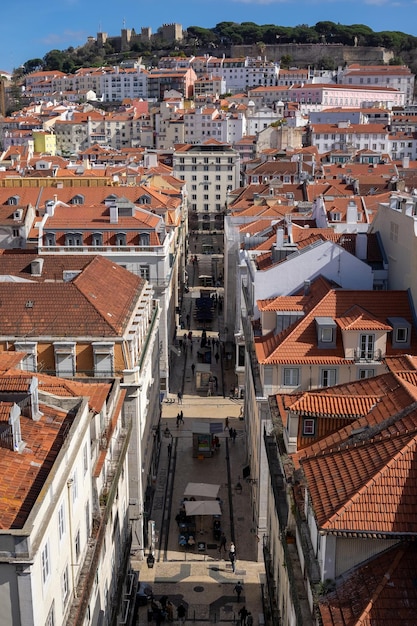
[92,232,103,247]
[8,196,19,205]
[116,232,126,247]
[138,194,151,205]
[303,417,315,436]
[71,194,84,205]
[139,233,150,246]
[45,232,56,246]
[316,317,337,348]
[388,317,411,349]
[331,212,341,221]
[65,232,83,247]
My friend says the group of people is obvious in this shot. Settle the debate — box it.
[229,427,237,443]
[149,597,186,624]
[233,582,253,624]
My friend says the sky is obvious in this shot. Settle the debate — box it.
[2,0,417,73]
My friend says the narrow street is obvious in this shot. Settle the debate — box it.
[132,234,266,624]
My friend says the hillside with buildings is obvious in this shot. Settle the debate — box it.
[1,23,417,626]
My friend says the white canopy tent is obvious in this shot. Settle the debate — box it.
[184,482,220,499]
[184,500,221,517]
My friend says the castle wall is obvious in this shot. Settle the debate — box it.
[231,44,393,66]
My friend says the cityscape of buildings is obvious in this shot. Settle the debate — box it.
[1,23,417,626]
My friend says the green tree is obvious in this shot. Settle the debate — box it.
[23,58,44,73]
[43,49,66,71]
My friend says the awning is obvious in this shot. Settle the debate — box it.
[184,482,220,498]
[184,500,221,516]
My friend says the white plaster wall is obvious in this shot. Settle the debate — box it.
[253,241,373,307]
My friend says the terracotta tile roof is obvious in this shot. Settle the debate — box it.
[301,428,417,535]
[0,256,144,337]
[0,403,73,529]
[0,352,26,373]
[319,543,417,625]
[255,279,416,365]
[289,393,381,418]
[336,305,393,331]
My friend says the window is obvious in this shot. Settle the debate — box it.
[58,502,65,541]
[72,470,78,502]
[85,501,90,540]
[65,233,83,247]
[359,334,374,360]
[14,341,37,372]
[92,342,114,376]
[41,542,51,584]
[396,327,408,343]
[320,328,333,343]
[139,233,150,246]
[83,444,88,475]
[321,368,337,387]
[54,342,76,377]
[75,529,80,561]
[303,418,315,436]
[359,368,374,379]
[45,233,56,246]
[45,602,55,626]
[92,233,102,247]
[283,368,299,387]
[116,232,126,247]
[61,565,69,605]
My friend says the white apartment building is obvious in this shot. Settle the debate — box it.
[173,141,240,231]
[183,107,246,145]
[339,64,415,104]
[0,370,132,626]
[198,57,279,93]
[100,66,149,102]
[309,121,390,154]
[246,105,281,135]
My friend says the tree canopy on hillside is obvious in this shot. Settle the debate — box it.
[16,21,417,77]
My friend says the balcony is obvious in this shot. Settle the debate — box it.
[353,348,382,363]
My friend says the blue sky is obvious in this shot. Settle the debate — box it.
[1,0,417,72]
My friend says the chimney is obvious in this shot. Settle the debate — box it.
[346,199,358,224]
[303,280,311,295]
[109,205,118,223]
[355,233,367,260]
[9,404,24,452]
[276,227,284,248]
[30,377,42,421]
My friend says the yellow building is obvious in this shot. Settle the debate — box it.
[32,130,56,155]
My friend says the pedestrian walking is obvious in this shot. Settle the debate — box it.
[234,581,243,602]
[246,612,253,626]
[232,428,237,444]
[224,417,229,431]
[177,390,182,404]
[179,410,184,424]
[191,363,195,376]
[215,352,220,364]
[229,427,233,441]
[229,549,236,573]
[238,606,248,625]
[176,413,181,428]
[177,603,186,623]
[218,532,227,554]
[186,313,190,327]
